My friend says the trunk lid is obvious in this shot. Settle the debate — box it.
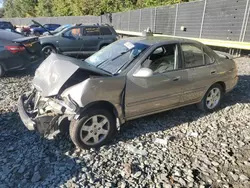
[33,53,109,97]
[12,36,42,55]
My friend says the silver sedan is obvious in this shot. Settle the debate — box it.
[18,37,238,149]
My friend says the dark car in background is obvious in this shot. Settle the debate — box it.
[30,24,61,36]
[0,30,44,77]
[39,24,119,57]
[0,21,15,31]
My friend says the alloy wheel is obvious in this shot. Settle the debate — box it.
[206,88,221,109]
[79,115,110,145]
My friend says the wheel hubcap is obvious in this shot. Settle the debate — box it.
[206,88,221,109]
[80,115,110,145]
[43,47,52,56]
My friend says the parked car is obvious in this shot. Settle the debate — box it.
[0,29,44,77]
[30,23,61,36]
[0,21,15,31]
[39,24,118,57]
[43,24,72,36]
[18,37,238,149]
[16,24,40,36]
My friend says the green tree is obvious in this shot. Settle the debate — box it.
[52,0,72,16]
[35,0,52,17]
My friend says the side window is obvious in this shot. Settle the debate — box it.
[84,27,100,36]
[100,27,112,35]
[63,28,82,39]
[181,44,204,68]
[142,44,178,74]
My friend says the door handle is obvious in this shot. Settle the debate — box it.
[172,76,180,81]
[98,37,103,39]
[211,70,216,74]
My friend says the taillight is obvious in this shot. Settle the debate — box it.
[5,46,25,54]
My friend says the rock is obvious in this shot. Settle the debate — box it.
[239,174,249,182]
[120,181,126,188]
[105,182,112,187]
[178,178,186,186]
[31,172,41,183]
[187,132,198,137]
[155,138,168,145]
[211,161,219,167]
[134,171,142,178]
[7,146,14,152]
[126,145,148,156]
[229,172,238,181]
[17,165,26,174]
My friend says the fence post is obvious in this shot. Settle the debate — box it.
[239,0,250,41]
[174,4,179,36]
[199,0,207,38]
[139,9,142,32]
[154,7,157,33]
[128,11,130,31]
[241,0,250,42]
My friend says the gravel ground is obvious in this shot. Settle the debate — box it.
[0,57,250,188]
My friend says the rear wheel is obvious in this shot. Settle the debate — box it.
[69,108,116,149]
[197,83,223,112]
[42,45,56,57]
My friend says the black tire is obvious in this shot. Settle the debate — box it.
[197,83,223,112]
[69,108,116,149]
[0,64,5,77]
[42,45,56,57]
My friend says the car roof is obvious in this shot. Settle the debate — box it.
[119,36,202,46]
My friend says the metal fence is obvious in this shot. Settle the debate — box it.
[1,0,250,42]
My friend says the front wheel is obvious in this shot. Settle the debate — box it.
[197,83,223,112]
[69,109,116,149]
[42,45,56,57]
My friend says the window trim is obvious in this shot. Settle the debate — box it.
[140,43,181,75]
[180,43,206,69]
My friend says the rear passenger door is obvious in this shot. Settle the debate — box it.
[82,26,102,51]
[180,43,217,104]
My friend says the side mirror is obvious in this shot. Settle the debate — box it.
[133,67,153,78]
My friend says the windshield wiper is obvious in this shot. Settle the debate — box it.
[111,49,133,61]
[96,58,110,68]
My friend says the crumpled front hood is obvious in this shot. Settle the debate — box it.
[33,53,79,97]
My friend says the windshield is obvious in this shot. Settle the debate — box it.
[54,25,68,32]
[84,40,149,75]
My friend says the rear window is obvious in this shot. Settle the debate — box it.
[0,30,22,41]
[0,22,13,29]
[100,27,112,35]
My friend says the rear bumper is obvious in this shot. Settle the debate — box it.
[226,76,238,93]
[17,94,35,131]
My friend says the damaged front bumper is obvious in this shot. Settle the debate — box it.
[18,91,77,135]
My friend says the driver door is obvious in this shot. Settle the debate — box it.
[125,43,188,119]
[58,27,85,53]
